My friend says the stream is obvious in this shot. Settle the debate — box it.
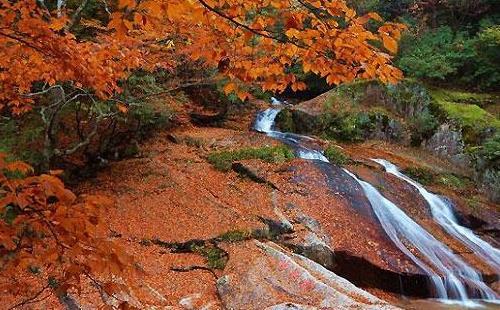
[254,103,499,308]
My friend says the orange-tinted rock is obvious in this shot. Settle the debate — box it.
[218,240,399,309]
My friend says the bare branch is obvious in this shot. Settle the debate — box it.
[195,0,306,49]
[66,0,91,31]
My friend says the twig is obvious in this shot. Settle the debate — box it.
[0,31,50,56]
[8,284,51,310]
[132,80,215,101]
[195,0,306,49]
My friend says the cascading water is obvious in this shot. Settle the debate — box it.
[372,159,500,274]
[344,170,497,303]
[253,104,499,305]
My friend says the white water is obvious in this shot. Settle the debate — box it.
[253,105,499,304]
[344,170,497,303]
[254,108,280,133]
[372,158,500,274]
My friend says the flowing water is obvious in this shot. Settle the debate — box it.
[254,105,499,306]
[343,170,497,303]
[372,158,500,275]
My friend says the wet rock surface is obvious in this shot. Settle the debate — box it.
[217,240,399,310]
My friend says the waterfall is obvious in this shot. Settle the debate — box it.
[254,108,280,133]
[372,158,500,274]
[344,170,497,302]
[253,105,499,304]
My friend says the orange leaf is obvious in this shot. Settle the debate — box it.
[49,17,68,31]
[382,35,398,54]
[118,0,135,9]
[5,162,33,174]
[117,103,128,113]
[223,82,237,94]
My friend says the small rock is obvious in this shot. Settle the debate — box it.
[232,162,278,189]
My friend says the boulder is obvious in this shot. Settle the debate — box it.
[217,241,399,310]
[423,123,471,168]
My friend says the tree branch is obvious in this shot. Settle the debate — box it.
[0,31,49,56]
[195,0,305,48]
[66,0,90,31]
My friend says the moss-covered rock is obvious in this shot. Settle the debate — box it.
[469,134,500,202]
[275,108,324,134]
[430,89,500,145]
[274,108,296,132]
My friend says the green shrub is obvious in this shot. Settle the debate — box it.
[402,167,435,185]
[397,25,500,90]
[129,102,172,134]
[208,146,295,171]
[408,112,439,146]
[473,25,500,90]
[0,114,45,168]
[324,146,349,166]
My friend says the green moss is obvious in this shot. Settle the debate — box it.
[217,230,251,242]
[323,146,349,166]
[433,89,497,106]
[402,166,470,190]
[208,146,295,171]
[190,245,227,270]
[436,174,469,190]
[430,89,500,144]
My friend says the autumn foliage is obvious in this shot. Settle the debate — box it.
[0,154,136,308]
[0,0,405,112]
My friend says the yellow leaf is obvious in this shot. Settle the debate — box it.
[303,62,311,73]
